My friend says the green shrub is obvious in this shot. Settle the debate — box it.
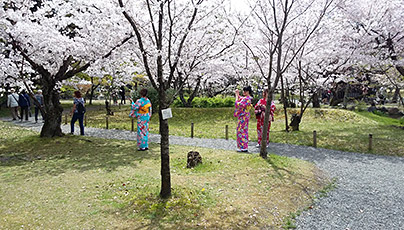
[171,95,237,108]
[399,117,404,125]
[172,97,184,107]
[373,110,388,117]
[355,101,368,112]
[223,97,235,107]
[187,96,236,108]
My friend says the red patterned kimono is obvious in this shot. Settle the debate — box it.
[254,99,276,145]
[234,96,252,151]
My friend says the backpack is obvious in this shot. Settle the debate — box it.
[76,102,86,114]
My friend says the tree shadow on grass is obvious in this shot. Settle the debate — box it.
[0,134,160,178]
[114,201,259,230]
[264,154,326,202]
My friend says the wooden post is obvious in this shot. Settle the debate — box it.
[368,134,373,151]
[131,118,134,132]
[225,125,229,140]
[84,115,87,127]
[65,114,67,125]
[106,116,109,129]
[313,130,317,148]
[191,122,194,138]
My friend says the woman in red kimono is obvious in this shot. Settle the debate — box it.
[254,89,276,147]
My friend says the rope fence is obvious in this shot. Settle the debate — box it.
[65,113,399,153]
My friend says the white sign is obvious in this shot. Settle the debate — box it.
[161,108,173,120]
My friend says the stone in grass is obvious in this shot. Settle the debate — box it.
[187,151,202,168]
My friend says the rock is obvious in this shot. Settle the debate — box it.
[187,151,202,168]
[290,114,301,131]
[388,108,400,115]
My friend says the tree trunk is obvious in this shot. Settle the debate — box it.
[159,89,171,199]
[280,75,289,132]
[179,90,191,107]
[312,91,320,108]
[395,66,404,77]
[89,85,95,105]
[40,80,63,137]
[399,91,404,106]
[342,84,349,109]
[260,92,273,159]
[392,87,400,103]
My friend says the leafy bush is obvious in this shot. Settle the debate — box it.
[355,101,368,112]
[399,116,404,125]
[172,96,235,108]
[172,97,184,107]
[373,110,388,117]
[223,97,235,107]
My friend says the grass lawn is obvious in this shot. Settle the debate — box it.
[0,121,328,229]
[84,106,404,157]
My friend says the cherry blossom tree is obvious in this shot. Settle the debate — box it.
[0,0,132,137]
[339,0,404,74]
[172,8,249,106]
[244,0,338,158]
[117,0,241,198]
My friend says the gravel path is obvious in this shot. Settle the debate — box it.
[3,117,404,229]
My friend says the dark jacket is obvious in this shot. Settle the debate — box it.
[19,93,31,107]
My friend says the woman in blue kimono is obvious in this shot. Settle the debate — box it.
[130,88,152,151]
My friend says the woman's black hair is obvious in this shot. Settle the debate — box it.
[243,86,253,97]
[139,88,148,97]
[74,90,82,98]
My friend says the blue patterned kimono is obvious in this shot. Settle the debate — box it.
[130,97,152,148]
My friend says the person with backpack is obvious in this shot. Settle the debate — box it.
[70,90,85,135]
[34,89,45,123]
[7,88,19,120]
[129,88,152,151]
[18,90,31,121]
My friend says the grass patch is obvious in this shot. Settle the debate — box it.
[0,121,328,229]
[84,106,404,156]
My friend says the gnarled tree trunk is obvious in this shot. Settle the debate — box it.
[40,78,64,137]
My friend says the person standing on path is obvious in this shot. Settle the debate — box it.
[254,89,276,148]
[70,90,85,135]
[7,88,20,120]
[34,90,45,123]
[18,90,31,121]
[129,88,152,151]
[120,85,126,105]
[234,86,253,152]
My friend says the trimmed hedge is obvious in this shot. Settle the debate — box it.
[172,96,236,108]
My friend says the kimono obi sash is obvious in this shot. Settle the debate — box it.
[139,103,151,114]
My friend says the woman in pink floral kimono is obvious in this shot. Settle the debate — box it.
[129,88,152,151]
[234,86,253,152]
[254,89,276,148]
